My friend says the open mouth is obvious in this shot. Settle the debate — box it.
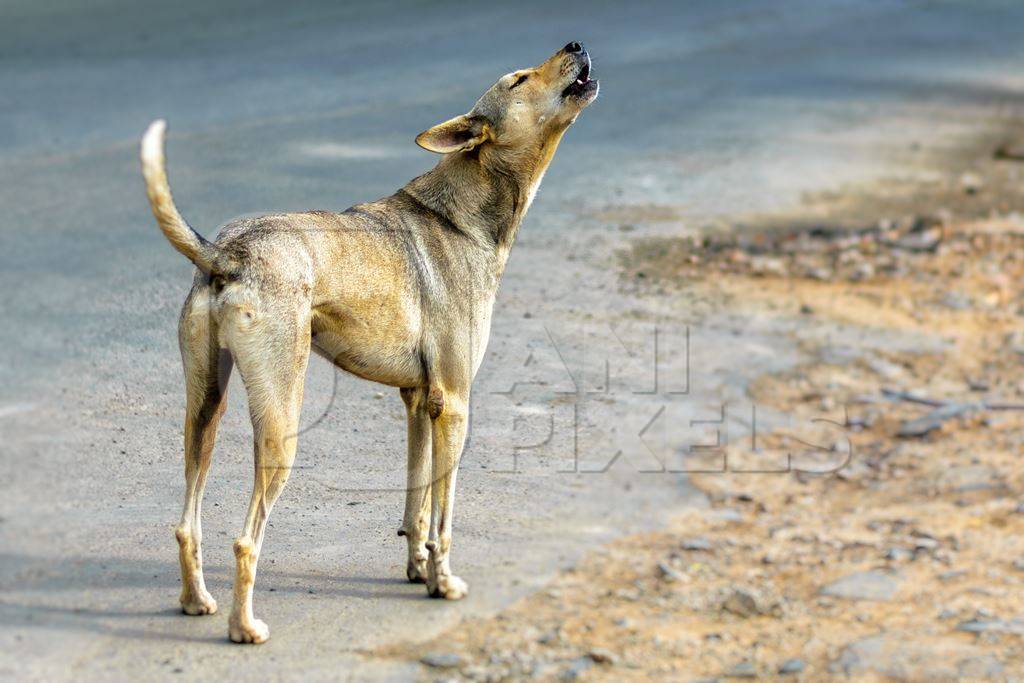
[562,59,597,98]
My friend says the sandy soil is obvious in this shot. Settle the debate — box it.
[377,140,1024,681]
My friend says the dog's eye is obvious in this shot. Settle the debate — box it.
[509,74,528,90]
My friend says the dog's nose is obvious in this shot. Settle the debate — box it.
[563,41,584,54]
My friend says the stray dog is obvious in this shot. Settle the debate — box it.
[140,42,598,643]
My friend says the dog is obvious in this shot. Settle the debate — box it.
[140,42,598,644]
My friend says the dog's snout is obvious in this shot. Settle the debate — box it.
[563,41,584,55]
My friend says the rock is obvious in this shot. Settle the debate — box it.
[724,661,757,678]
[820,571,899,601]
[420,652,465,669]
[831,634,981,679]
[958,654,1005,679]
[778,658,805,675]
[656,561,685,582]
[893,227,942,252]
[956,618,1024,635]
[938,464,1004,494]
[960,171,984,194]
[681,537,713,551]
[560,657,593,681]
[884,547,913,562]
[897,403,974,438]
[940,291,974,310]
[749,256,788,277]
[995,141,1024,161]
[587,648,618,665]
[722,586,781,618]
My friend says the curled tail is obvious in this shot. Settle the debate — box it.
[140,120,223,274]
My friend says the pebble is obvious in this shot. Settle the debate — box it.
[420,652,464,669]
[829,634,997,679]
[939,464,1003,494]
[956,618,1024,635]
[587,648,618,665]
[778,658,805,675]
[722,586,781,618]
[656,561,686,582]
[724,661,757,678]
[884,547,913,562]
[960,171,984,194]
[560,657,593,681]
[681,537,714,551]
[820,570,900,601]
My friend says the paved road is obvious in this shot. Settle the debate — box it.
[2,0,1023,679]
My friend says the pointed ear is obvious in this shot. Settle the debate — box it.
[415,114,490,154]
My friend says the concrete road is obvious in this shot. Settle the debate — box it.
[2,0,1022,679]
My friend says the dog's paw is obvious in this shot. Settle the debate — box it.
[228,618,270,644]
[180,590,218,616]
[406,556,429,584]
[427,573,469,600]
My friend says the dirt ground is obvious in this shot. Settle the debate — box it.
[376,139,1024,680]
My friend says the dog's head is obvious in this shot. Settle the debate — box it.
[416,42,598,156]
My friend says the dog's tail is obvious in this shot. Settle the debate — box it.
[140,120,223,275]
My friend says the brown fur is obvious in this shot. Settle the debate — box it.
[141,43,598,644]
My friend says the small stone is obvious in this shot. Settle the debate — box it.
[778,658,805,675]
[420,652,464,669]
[561,657,593,681]
[656,561,685,582]
[725,661,757,678]
[587,648,618,665]
[939,464,1003,494]
[681,537,713,551]
[940,291,973,310]
[749,256,787,277]
[884,547,913,562]
[722,586,781,618]
[820,571,900,602]
[960,171,984,194]
[958,655,1005,678]
[956,618,1024,635]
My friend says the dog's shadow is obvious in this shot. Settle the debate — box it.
[1,552,431,645]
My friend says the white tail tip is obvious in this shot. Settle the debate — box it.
[141,119,168,164]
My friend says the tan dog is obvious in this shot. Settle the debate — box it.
[140,42,598,644]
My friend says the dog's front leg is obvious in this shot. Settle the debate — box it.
[399,387,431,583]
[425,387,469,600]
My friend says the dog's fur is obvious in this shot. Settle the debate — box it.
[141,43,597,643]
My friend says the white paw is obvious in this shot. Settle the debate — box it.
[428,573,469,600]
[229,617,270,644]
[180,590,218,616]
[407,556,429,584]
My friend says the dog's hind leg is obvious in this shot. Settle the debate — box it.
[176,291,231,616]
[225,306,310,644]
[425,386,469,600]
[399,387,431,583]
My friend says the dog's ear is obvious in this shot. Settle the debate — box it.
[416,114,490,154]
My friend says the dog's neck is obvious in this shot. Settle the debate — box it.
[404,132,567,266]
